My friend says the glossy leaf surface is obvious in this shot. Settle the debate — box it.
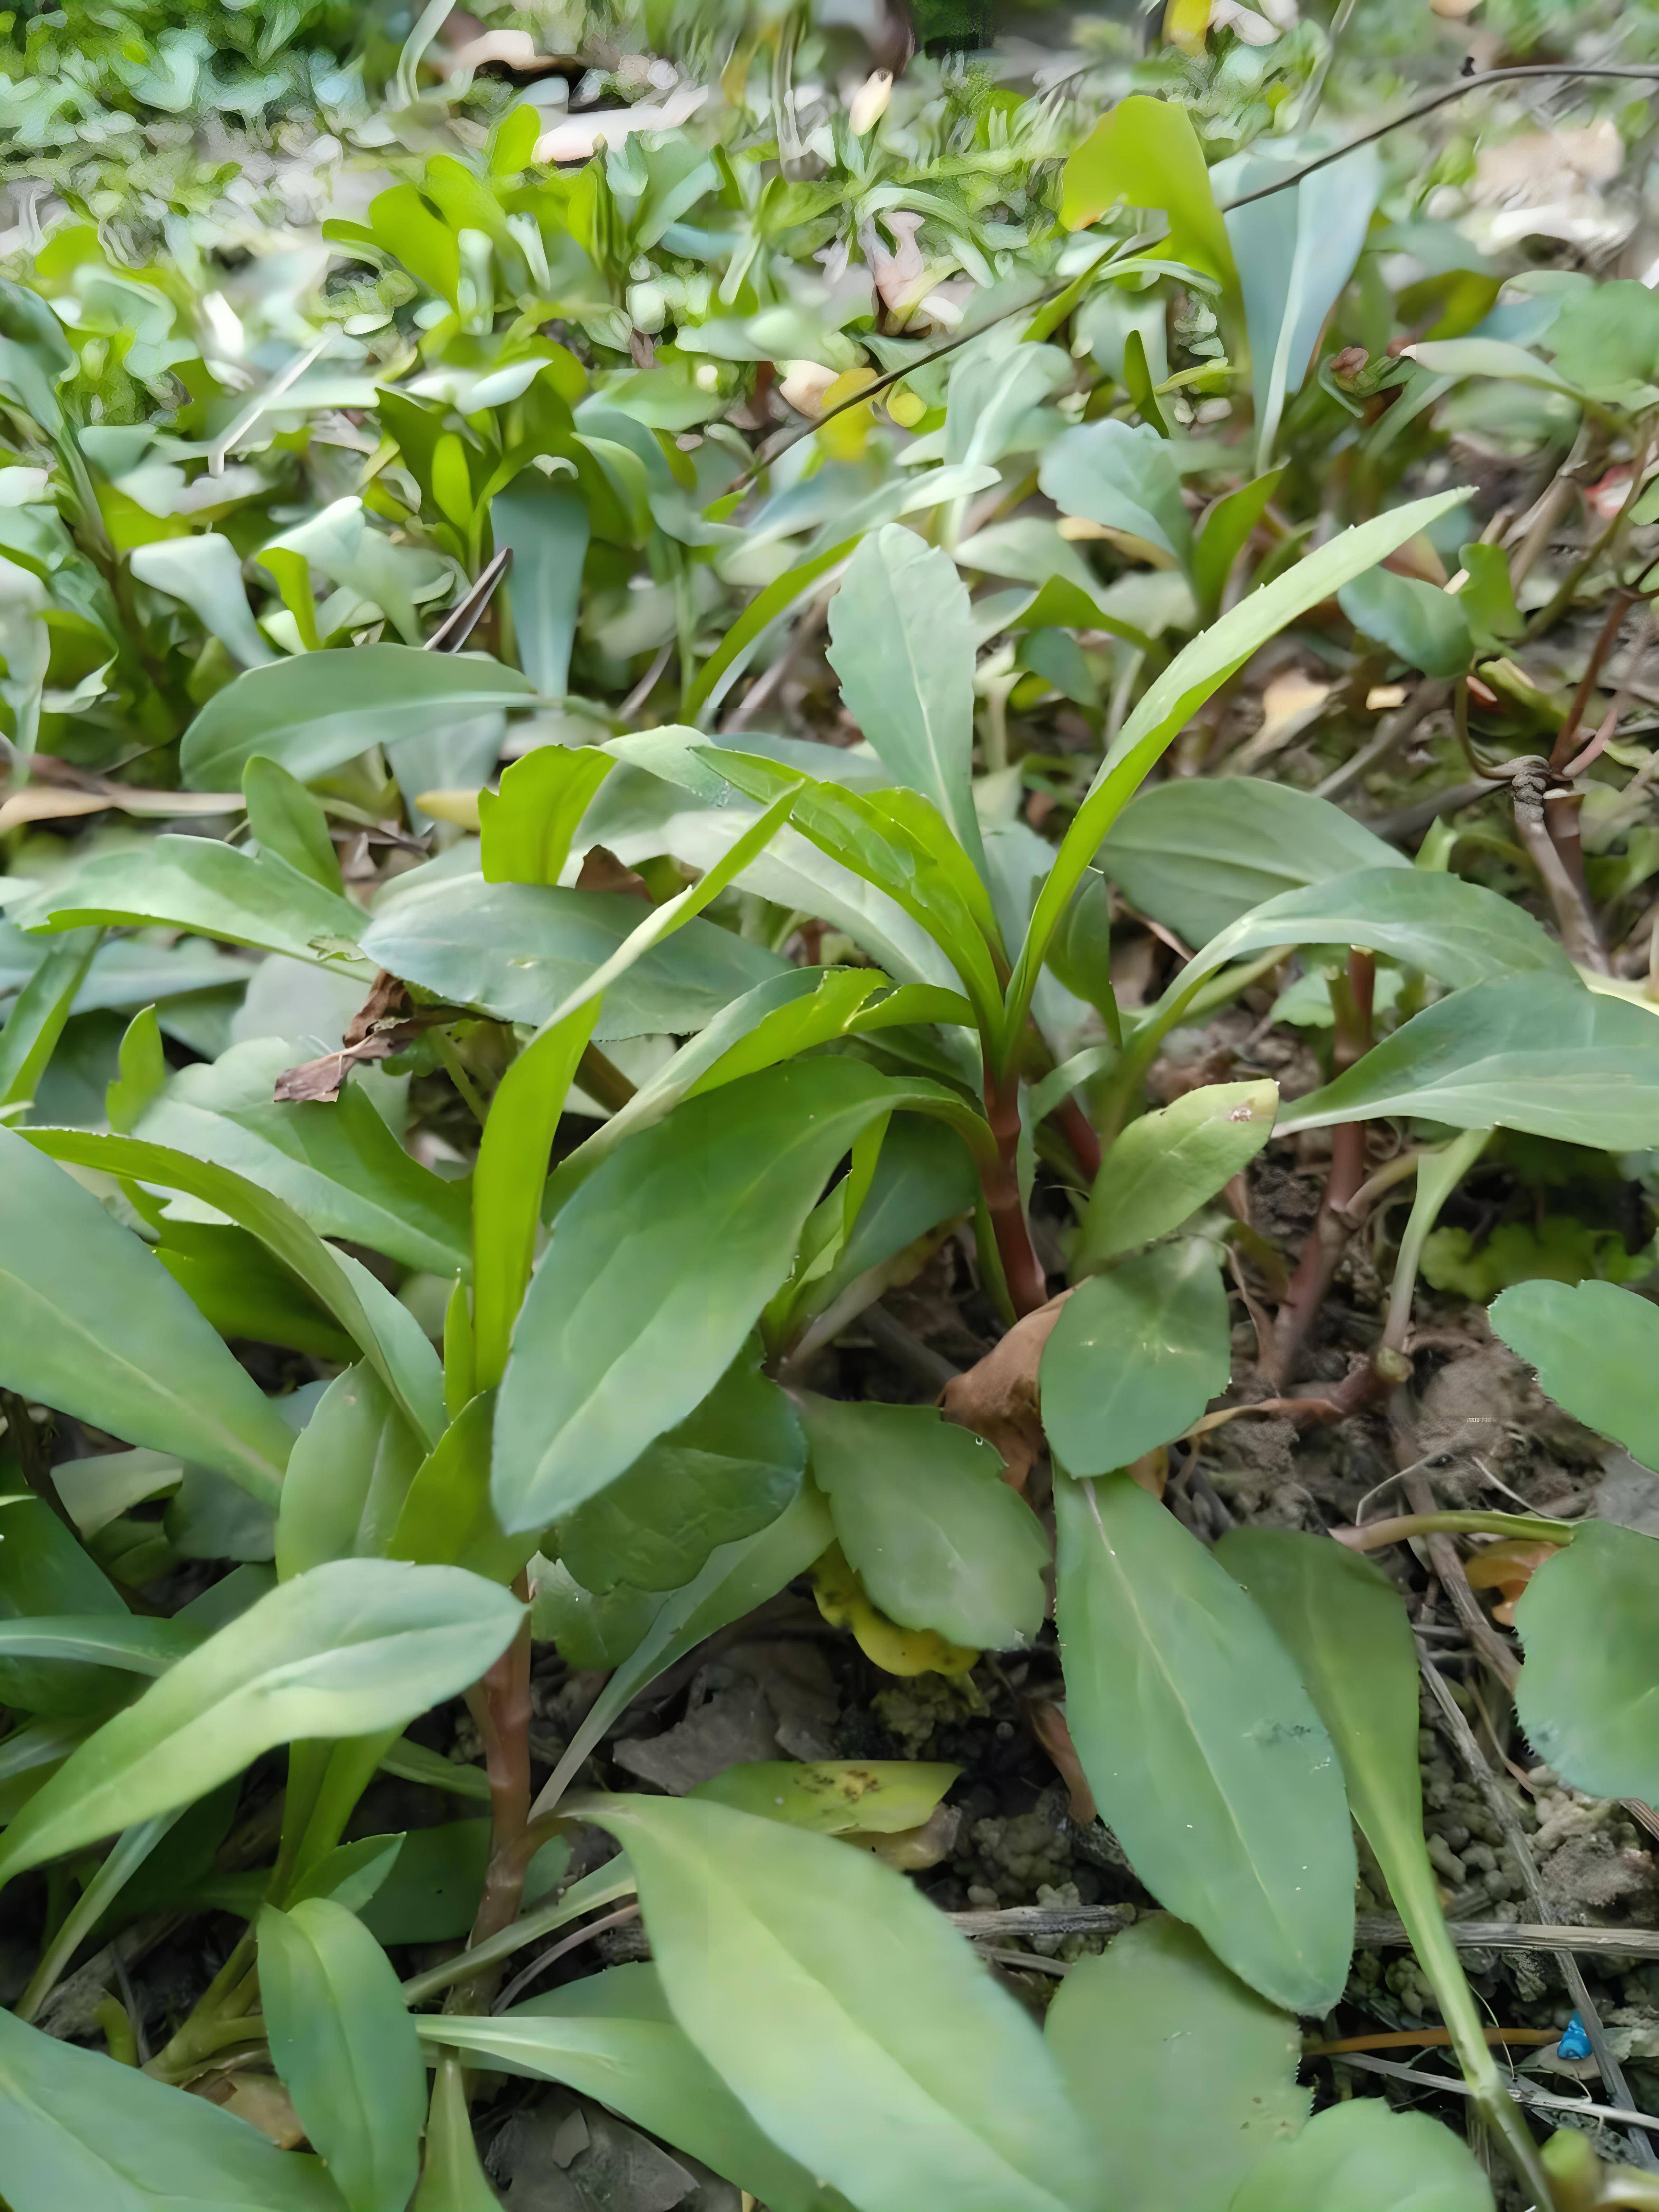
[1077,1081,1277,1267]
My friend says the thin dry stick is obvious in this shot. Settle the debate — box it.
[492,1903,642,2014]
[1420,1650,1658,2172]
[1335,2049,1659,2138]
[1400,1463,1521,1689]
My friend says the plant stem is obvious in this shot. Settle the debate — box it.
[446,1582,535,2017]
[1332,1508,1574,1553]
[980,1070,1048,1318]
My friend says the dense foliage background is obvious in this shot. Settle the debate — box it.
[7,3,1659,2208]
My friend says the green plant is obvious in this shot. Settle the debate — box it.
[8,4,1659,2205]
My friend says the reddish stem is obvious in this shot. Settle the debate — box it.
[1050,1093,1102,1183]
[982,1072,1049,1318]
[447,1578,535,2015]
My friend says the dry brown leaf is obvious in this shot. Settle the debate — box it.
[575,845,653,901]
[273,972,424,1103]
[1024,1699,1096,1825]
[938,1288,1074,1492]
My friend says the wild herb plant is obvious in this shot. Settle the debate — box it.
[5,9,1659,2209]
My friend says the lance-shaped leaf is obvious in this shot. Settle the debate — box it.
[1100,776,1406,947]
[1003,489,1465,1061]
[799,1394,1048,1650]
[491,472,588,698]
[1218,1530,1541,2192]
[277,1367,425,1580]
[180,642,537,789]
[493,1060,974,1533]
[27,1127,444,1450]
[1076,1081,1277,1268]
[478,743,614,885]
[1047,1915,1308,2212]
[0,2003,343,2212]
[1038,421,1193,571]
[1275,974,1659,1147]
[692,1760,959,1835]
[1169,868,1573,1004]
[826,525,988,877]
[424,1963,836,2212]
[1512,1520,1659,1805]
[358,876,787,1038]
[0,1560,523,1888]
[579,1795,1097,2212]
[1055,1475,1355,2014]
[260,1896,425,2212]
[20,835,366,965]
[0,1125,294,1506]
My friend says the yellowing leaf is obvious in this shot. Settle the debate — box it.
[812,1545,976,1675]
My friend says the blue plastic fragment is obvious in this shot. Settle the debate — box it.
[1557,2013,1593,2060]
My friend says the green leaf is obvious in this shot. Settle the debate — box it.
[28,1126,445,1449]
[687,534,857,725]
[1512,1520,1659,1803]
[1456,542,1522,654]
[1061,96,1238,291]
[155,1220,357,1366]
[1076,1081,1277,1268]
[0,926,99,1112]
[1226,2099,1493,2212]
[1100,776,1406,946]
[180,645,536,790]
[1405,337,1578,396]
[692,1761,959,1834]
[131,1039,471,1278]
[0,1499,134,1718]
[1046,1915,1308,2212]
[24,836,366,965]
[798,1394,1048,1650]
[1545,276,1659,402]
[478,743,615,886]
[390,1394,536,1584]
[0,2002,343,2211]
[1039,421,1193,570]
[491,472,588,698]
[1173,867,1574,1002]
[1220,144,1382,469]
[1275,974,1659,1147]
[243,756,343,894]
[531,1487,835,1813]
[277,1366,424,1579]
[1216,1528,1532,2189]
[0,1616,201,1676]
[493,1060,962,1533]
[1055,1475,1355,2012]
[707,750,1005,1023]
[129,532,276,669]
[1338,566,1472,678]
[579,1795,1097,2212]
[358,876,787,1038]
[0,279,73,435]
[0,1560,523,1889]
[558,1357,804,1593]
[260,1896,425,2212]
[423,1963,836,2212]
[1491,1278,1659,1467]
[1006,490,1465,1056]
[1043,1242,1231,1471]
[357,1819,568,1943]
[0,1125,293,1506]
[106,1004,167,1135]
[1191,470,1285,617]
[411,2056,497,2212]
[826,525,988,876]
